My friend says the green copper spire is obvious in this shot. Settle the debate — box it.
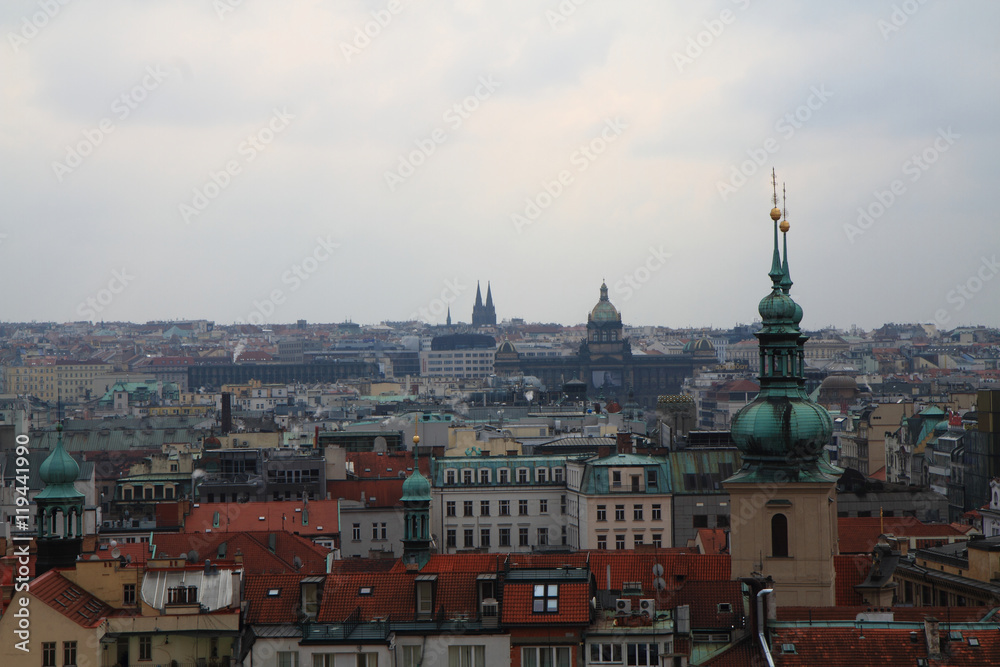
[728,177,837,483]
[36,424,84,500]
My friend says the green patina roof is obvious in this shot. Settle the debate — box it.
[36,426,85,501]
[400,468,432,501]
[589,282,620,322]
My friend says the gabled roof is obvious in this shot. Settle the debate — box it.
[30,569,117,628]
[152,531,329,574]
[769,627,1000,665]
[328,479,404,508]
[183,500,339,536]
[838,517,971,554]
[244,573,314,624]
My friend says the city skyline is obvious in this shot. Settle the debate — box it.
[1,2,997,329]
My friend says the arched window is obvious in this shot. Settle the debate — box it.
[771,514,788,557]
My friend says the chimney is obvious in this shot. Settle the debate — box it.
[924,616,941,659]
[616,431,632,454]
[221,392,232,434]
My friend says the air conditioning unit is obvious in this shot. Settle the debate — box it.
[639,599,655,616]
[615,598,632,614]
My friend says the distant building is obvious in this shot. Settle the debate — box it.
[472,281,497,328]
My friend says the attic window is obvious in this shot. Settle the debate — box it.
[780,644,796,655]
[949,631,963,641]
[968,638,980,647]
[258,516,266,521]
[622,582,642,596]
[266,588,281,597]
[717,603,733,613]
[359,587,373,596]
[532,584,558,613]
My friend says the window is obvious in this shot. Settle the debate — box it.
[139,636,152,661]
[652,534,663,548]
[626,643,659,666]
[380,523,387,540]
[533,584,559,612]
[481,528,490,548]
[123,583,136,605]
[499,500,510,516]
[561,495,567,514]
[446,470,456,484]
[597,505,607,521]
[499,468,510,484]
[447,529,456,548]
[499,527,511,547]
[357,654,378,667]
[519,499,529,516]
[446,501,456,517]
[615,505,625,521]
[464,529,474,548]
[519,527,529,546]
[716,514,730,528]
[651,504,661,521]
[402,646,422,667]
[464,500,474,517]
[43,643,56,667]
[693,515,708,528]
[372,523,380,540]
[562,525,568,545]
[64,642,77,667]
[537,468,548,483]
[416,581,434,617]
[480,500,490,516]
[538,527,548,546]
[463,469,473,484]
[479,469,490,484]
[448,646,485,667]
[590,644,623,664]
[633,504,643,521]
[646,469,657,489]
[615,534,626,549]
[540,499,548,513]
[553,467,564,483]
[523,647,570,667]
[634,535,644,547]
[518,468,529,483]
[771,513,789,557]
[612,471,622,487]
[597,534,607,550]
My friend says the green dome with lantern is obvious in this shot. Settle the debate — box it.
[36,424,84,501]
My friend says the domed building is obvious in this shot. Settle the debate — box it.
[817,374,860,407]
[683,337,718,365]
[492,282,696,406]
[724,192,843,607]
[400,435,432,569]
[34,425,86,575]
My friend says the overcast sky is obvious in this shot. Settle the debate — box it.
[1,1,997,331]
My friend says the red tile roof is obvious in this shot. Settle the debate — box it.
[29,569,117,628]
[93,541,152,564]
[318,572,415,622]
[696,528,729,554]
[835,555,870,606]
[770,627,1000,666]
[588,552,731,591]
[660,580,745,630]
[184,500,339,536]
[347,451,414,479]
[500,581,591,625]
[838,517,970,554]
[703,635,769,667]
[777,606,997,623]
[244,573,314,624]
[327,479,404,508]
[152,531,329,574]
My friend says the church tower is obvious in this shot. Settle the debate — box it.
[724,178,842,606]
[472,281,497,328]
[401,435,432,569]
[35,424,85,575]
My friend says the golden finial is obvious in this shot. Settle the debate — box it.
[780,183,790,232]
[770,168,781,221]
[412,434,420,445]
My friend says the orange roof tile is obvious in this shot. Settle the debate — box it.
[838,517,970,554]
[153,530,329,574]
[184,500,339,536]
[29,569,116,628]
[770,627,1000,666]
[835,555,870,606]
[500,581,591,625]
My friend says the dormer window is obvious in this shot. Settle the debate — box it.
[446,470,456,485]
[532,584,558,613]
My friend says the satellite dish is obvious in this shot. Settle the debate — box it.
[111,547,121,559]
[654,577,666,591]
[524,390,534,402]
[652,564,664,577]
[125,555,133,564]
[293,556,303,570]
[109,539,118,548]
[187,550,199,562]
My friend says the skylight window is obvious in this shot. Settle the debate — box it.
[968,638,980,647]
[359,587,373,596]
[780,644,796,655]
[266,588,281,597]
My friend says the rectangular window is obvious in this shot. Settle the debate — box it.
[499,468,510,484]
[537,527,548,546]
[597,505,607,521]
[634,535,643,547]
[448,646,485,667]
[519,527,529,546]
[523,647,570,667]
[519,499,529,516]
[357,654,378,667]
[499,500,510,516]
[532,584,559,612]
[652,533,662,548]
[633,504,643,521]
[615,534,626,550]
[626,643,659,667]
[447,501,456,517]
[561,495,567,515]
[353,523,361,541]
[123,583,136,605]
[480,527,490,548]
[372,523,380,540]
[278,653,300,667]
[446,470,456,484]
[539,499,548,513]
[553,468,564,483]
[651,504,661,521]
[43,643,56,667]
[402,647,422,667]
[464,501,474,517]
[479,469,490,484]
[139,636,152,661]
[615,505,625,521]
[64,642,77,667]
[646,470,657,489]
[597,535,607,550]
[518,468,529,483]
[612,471,622,487]
[380,523,387,540]
[464,529,474,548]
[499,527,511,547]
[480,500,490,516]
[463,469,473,484]
[446,529,457,548]
[537,468,548,483]
[693,515,709,528]
[590,644,623,664]
[416,581,434,617]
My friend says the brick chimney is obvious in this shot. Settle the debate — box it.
[616,431,633,454]
[924,616,941,660]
